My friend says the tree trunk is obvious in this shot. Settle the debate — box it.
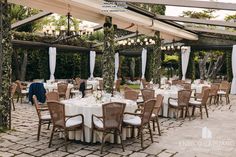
[20,50,28,81]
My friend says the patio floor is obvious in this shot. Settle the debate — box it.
[0,96,236,157]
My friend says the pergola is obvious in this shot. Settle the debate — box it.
[1,0,236,129]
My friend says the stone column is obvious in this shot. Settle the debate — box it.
[0,0,13,130]
[152,31,162,84]
[102,16,115,93]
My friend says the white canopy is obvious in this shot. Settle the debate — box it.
[181,46,191,80]
[49,47,57,80]
[231,45,236,94]
[141,48,147,79]
[89,51,96,79]
[114,53,119,81]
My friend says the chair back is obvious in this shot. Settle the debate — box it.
[181,83,191,90]
[141,99,156,125]
[114,79,121,92]
[202,88,210,105]
[47,101,66,128]
[10,83,17,98]
[98,80,104,90]
[124,90,139,101]
[15,80,23,93]
[178,90,192,106]
[210,84,219,96]
[172,79,183,85]
[57,83,68,94]
[153,94,164,116]
[46,91,60,101]
[141,89,155,102]
[33,95,42,119]
[102,102,126,129]
[219,82,230,94]
[75,77,81,87]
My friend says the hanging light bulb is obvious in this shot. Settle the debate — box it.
[177,45,181,50]
[145,42,149,45]
[144,38,148,42]
[131,39,134,43]
[167,46,170,50]
[137,38,140,43]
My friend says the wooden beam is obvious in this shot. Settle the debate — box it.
[12,40,102,53]
[185,26,236,36]
[112,0,236,11]
[155,15,236,28]
[11,11,52,29]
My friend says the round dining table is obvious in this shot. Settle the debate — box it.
[61,95,137,143]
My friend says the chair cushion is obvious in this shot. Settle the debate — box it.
[189,100,201,105]
[66,116,82,127]
[41,114,51,120]
[93,119,104,129]
[22,90,28,94]
[218,91,226,95]
[123,115,141,126]
[169,99,178,106]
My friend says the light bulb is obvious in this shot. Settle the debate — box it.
[137,39,140,42]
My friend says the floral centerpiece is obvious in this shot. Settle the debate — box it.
[93,91,102,102]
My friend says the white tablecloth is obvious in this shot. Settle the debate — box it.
[191,83,211,93]
[44,83,73,98]
[61,96,137,143]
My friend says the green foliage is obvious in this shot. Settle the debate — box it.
[134,3,166,15]
[182,9,215,19]
[226,51,233,81]
[225,14,236,22]
[163,54,179,63]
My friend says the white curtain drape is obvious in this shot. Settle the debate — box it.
[89,51,96,79]
[114,53,119,81]
[231,45,236,94]
[141,48,147,79]
[181,46,191,80]
[49,47,57,80]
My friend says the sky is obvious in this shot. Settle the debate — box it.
[165,0,236,20]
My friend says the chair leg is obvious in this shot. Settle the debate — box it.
[11,98,15,111]
[192,106,195,116]
[47,122,50,130]
[152,119,155,131]
[176,109,179,120]
[48,127,55,148]
[186,106,191,121]
[205,104,209,118]
[64,130,68,152]
[156,117,161,136]
[148,123,153,143]
[100,132,106,154]
[17,94,19,103]
[118,130,125,152]
[91,127,94,143]
[140,128,144,148]
[37,121,41,141]
[200,105,203,119]
[82,125,85,142]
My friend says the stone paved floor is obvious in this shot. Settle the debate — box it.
[1,96,236,157]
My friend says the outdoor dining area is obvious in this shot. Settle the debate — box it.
[1,0,236,157]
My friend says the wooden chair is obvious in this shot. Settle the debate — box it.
[15,80,28,103]
[33,95,51,141]
[97,80,104,91]
[114,79,121,92]
[209,84,219,104]
[75,77,81,88]
[171,79,183,85]
[189,88,210,119]
[217,82,231,104]
[46,91,60,101]
[141,89,155,102]
[123,85,133,92]
[57,82,68,99]
[91,102,126,154]
[194,86,210,100]
[47,101,85,152]
[151,94,163,135]
[123,99,156,148]
[181,83,191,90]
[10,83,17,111]
[141,78,150,89]
[124,90,139,101]
[168,90,192,120]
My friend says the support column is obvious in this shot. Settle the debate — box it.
[102,16,115,93]
[0,0,12,130]
[152,31,162,84]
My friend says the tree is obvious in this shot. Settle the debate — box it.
[182,9,215,19]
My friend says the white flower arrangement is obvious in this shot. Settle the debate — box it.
[93,91,102,102]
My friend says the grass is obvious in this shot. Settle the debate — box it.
[120,84,140,90]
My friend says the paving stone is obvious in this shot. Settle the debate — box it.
[42,151,69,157]
[157,151,174,157]
[74,150,92,156]
[103,153,121,157]
[108,148,133,156]
[129,152,148,157]
[19,147,38,153]
[15,153,35,157]
[0,151,14,157]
